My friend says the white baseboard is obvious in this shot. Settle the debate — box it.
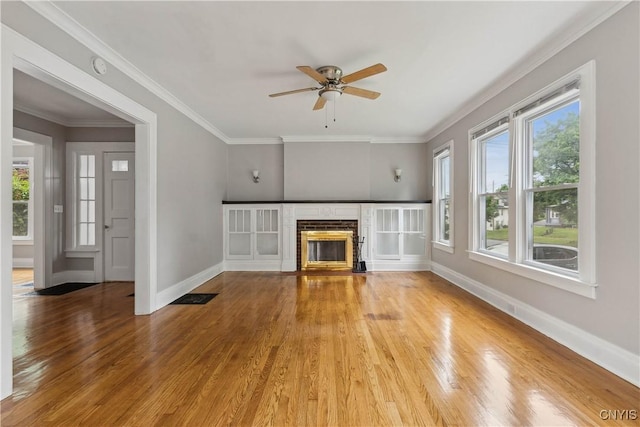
[156,262,224,309]
[52,270,96,285]
[12,258,34,268]
[431,262,640,387]
[224,260,282,272]
[368,260,431,271]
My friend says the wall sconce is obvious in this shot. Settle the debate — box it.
[394,168,402,183]
[252,170,260,183]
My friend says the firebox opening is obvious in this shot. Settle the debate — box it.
[301,230,353,271]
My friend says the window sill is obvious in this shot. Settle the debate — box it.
[12,239,34,246]
[432,241,454,254]
[468,250,597,299]
[65,248,100,258]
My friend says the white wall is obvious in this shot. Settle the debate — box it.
[425,3,639,359]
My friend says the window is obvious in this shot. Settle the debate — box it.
[475,123,509,256]
[77,154,97,246]
[469,62,596,297]
[433,141,454,253]
[12,158,33,240]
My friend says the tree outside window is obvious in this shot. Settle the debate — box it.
[12,159,32,238]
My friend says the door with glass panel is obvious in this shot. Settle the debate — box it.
[104,152,135,281]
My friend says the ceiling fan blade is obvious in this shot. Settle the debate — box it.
[341,63,387,84]
[297,66,328,84]
[269,87,318,97]
[313,96,327,110]
[342,86,381,100]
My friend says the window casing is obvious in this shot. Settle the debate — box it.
[433,141,454,253]
[469,62,596,298]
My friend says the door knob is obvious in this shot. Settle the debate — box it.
[105,225,110,230]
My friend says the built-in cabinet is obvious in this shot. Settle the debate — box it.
[369,205,430,270]
[223,203,430,272]
[224,206,281,270]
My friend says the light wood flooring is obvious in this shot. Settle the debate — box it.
[1,271,638,426]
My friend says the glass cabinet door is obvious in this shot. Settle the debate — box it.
[375,208,401,258]
[228,209,252,257]
[403,208,426,256]
[255,209,279,257]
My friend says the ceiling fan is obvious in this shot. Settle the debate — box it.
[269,63,387,110]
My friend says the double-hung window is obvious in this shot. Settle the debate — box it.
[433,141,454,253]
[12,158,34,241]
[469,62,596,297]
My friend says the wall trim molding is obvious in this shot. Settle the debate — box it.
[155,262,224,310]
[224,260,282,272]
[431,261,640,387]
[423,1,631,143]
[12,258,34,268]
[368,260,431,272]
[52,270,96,286]
[14,104,133,128]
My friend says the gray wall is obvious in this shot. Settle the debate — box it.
[13,110,67,273]
[226,144,284,201]
[425,3,639,354]
[226,141,429,201]
[3,2,228,292]
[13,111,137,274]
[370,143,429,200]
[284,141,371,200]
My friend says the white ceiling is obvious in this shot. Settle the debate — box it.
[36,1,619,141]
[13,69,131,127]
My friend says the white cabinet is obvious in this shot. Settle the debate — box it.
[224,206,281,269]
[371,205,430,270]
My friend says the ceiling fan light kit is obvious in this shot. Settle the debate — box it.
[269,63,387,111]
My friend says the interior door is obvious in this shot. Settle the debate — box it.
[104,152,135,281]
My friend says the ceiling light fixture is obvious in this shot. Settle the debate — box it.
[252,170,260,183]
[319,87,342,101]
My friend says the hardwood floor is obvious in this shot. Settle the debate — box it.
[2,272,638,426]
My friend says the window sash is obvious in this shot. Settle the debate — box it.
[12,158,34,240]
[433,143,453,247]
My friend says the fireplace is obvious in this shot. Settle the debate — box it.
[296,220,358,271]
[301,230,353,271]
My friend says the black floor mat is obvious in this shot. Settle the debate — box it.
[170,293,218,305]
[27,282,100,296]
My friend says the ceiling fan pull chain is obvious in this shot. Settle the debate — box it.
[333,99,336,123]
[325,104,328,129]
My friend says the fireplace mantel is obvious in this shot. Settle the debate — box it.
[222,200,431,204]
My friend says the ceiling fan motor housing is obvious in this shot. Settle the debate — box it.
[317,66,343,83]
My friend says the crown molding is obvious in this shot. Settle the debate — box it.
[371,136,426,144]
[24,1,231,143]
[227,137,283,145]
[281,135,372,143]
[14,104,133,128]
[423,1,631,143]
